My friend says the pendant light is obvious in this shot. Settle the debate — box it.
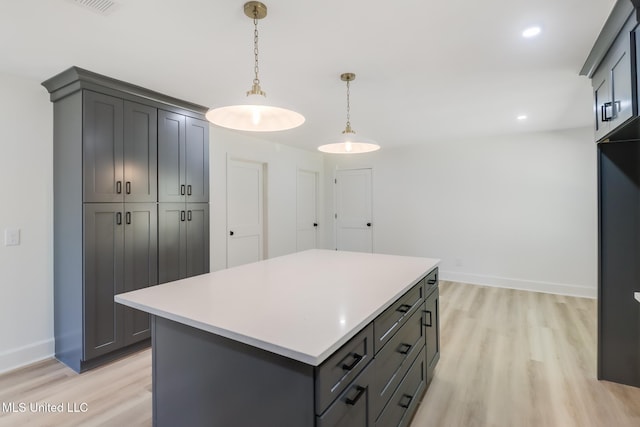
[206,2,305,132]
[318,73,380,154]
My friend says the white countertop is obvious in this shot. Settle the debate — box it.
[115,249,439,366]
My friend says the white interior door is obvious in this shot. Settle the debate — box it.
[296,169,319,251]
[227,158,265,268]
[335,168,373,252]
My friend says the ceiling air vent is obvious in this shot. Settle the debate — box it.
[67,0,119,15]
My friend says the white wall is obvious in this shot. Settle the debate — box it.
[208,127,324,271]
[0,72,54,373]
[323,128,597,298]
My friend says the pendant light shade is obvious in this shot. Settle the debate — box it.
[206,2,305,132]
[318,73,380,154]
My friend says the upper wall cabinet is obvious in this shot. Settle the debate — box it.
[158,110,210,203]
[582,1,640,142]
[83,91,158,203]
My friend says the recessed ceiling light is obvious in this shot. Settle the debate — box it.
[522,26,541,38]
[517,115,527,120]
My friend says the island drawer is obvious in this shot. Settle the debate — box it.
[315,323,374,415]
[374,280,424,353]
[372,303,425,420]
[316,361,373,427]
[375,346,426,427]
[424,267,438,295]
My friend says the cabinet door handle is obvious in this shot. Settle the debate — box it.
[602,102,613,122]
[398,343,412,355]
[125,212,131,225]
[397,303,412,314]
[345,386,366,406]
[187,185,192,196]
[116,181,122,194]
[341,353,363,371]
[181,211,186,222]
[423,310,433,327]
[399,393,413,409]
[125,181,131,194]
[187,210,192,221]
[181,185,186,195]
[366,222,372,227]
[230,230,234,236]
[116,212,122,225]
[313,223,318,227]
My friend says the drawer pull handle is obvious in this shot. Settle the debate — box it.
[187,184,193,196]
[341,353,363,371]
[601,102,613,122]
[397,304,412,313]
[398,343,412,355]
[399,393,413,409]
[125,181,131,194]
[116,181,122,194]
[423,310,433,327]
[427,278,437,285]
[181,185,186,195]
[345,386,366,406]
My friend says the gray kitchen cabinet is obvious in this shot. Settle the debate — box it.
[84,203,157,359]
[83,203,125,359]
[158,110,209,203]
[83,91,157,203]
[582,1,640,388]
[158,202,209,284]
[43,66,210,372]
[591,13,636,141]
[424,286,440,385]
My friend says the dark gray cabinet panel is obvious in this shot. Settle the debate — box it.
[185,117,210,203]
[316,364,372,427]
[158,110,186,203]
[83,91,124,203]
[158,203,209,284]
[123,102,157,203]
[315,324,374,415]
[123,203,158,345]
[158,110,209,203]
[83,203,125,360]
[424,287,440,384]
[186,203,210,277]
[158,203,187,284]
[372,305,425,421]
[598,142,640,387]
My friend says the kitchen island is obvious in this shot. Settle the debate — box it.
[115,249,440,427]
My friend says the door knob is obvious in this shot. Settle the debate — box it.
[366,222,371,227]
[229,231,234,236]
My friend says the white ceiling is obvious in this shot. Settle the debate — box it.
[0,0,616,151]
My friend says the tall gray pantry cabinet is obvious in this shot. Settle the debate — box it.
[43,67,210,372]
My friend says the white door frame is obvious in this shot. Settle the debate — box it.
[226,155,268,267]
[334,166,374,252]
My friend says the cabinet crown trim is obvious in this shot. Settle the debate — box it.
[41,66,208,116]
[581,0,637,77]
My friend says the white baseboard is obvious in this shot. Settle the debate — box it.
[440,270,597,299]
[0,339,54,375]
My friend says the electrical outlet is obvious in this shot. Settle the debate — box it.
[4,228,20,246]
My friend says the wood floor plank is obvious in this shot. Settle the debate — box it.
[1,281,639,426]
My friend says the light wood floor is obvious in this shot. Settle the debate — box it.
[1,281,639,427]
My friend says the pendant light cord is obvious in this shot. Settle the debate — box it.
[253,15,260,87]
